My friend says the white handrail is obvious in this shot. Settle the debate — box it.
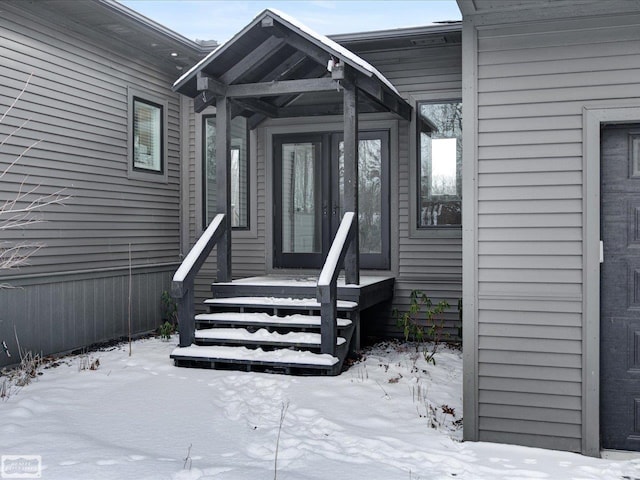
[173,213,224,284]
[318,211,355,287]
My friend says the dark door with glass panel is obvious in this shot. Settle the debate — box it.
[274,131,389,270]
[274,135,329,268]
[601,123,640,451]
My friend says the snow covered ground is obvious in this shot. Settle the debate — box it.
[1,337,639,480]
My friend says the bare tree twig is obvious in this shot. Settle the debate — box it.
[0,73,69,286]
[274,400,290,480]
[0,73,32,124]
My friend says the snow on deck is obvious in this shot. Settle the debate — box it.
[219,274,392,288]
[204,297,358,309]
[196,312,352,327]
[195,328,346,346]
[171,344,339,366]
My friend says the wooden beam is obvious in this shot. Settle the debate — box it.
[232,98,279,118]
[194,72,228,113]
[342,77,359,285]
[261,16,275,28]
[226,77,338,98]
[331,63,346,81]
[262,20,330,69]
[258,50,306,83]
[278,103,343,117]
[356,74,412,121]
[216,96,232,282]
[247,62,332,129]
[196,72,227,96]
[194,90,216,113]
[277,29,331,69]
[220,36,286,84]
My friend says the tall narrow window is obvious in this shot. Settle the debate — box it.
[203,115,249,229]
[418,101,462,228]
[133,98,163,173]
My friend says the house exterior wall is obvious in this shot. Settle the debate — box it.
[0,3,184,367]
[461,0,640,454]
[357,40,463,339]
[184,38,464,340]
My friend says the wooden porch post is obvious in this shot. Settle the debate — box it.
[343,77,359,285]
[216,95,232,282]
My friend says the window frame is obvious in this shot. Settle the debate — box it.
[409,93,462,239]
[127,88,168,183]
[201,113,251,231]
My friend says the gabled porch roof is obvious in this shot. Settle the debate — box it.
[172,9,411,127]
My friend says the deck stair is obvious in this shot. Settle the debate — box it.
[171,291,359,375]
[169,212,393,376]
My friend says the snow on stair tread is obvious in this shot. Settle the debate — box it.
[196,312,352,327]
[195,328,346,346]
[204,296,358,310]
[171,345,339,366]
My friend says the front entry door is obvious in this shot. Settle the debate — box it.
[601,123,640,451]
[274,130,389,270]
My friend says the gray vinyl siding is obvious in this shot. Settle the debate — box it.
[469,8,640,452]
[0,4,183,366]
[358,43,463,338]
[0,267,172,365]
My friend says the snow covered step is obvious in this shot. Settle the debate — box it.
[195,312,353,329]
[195,328,347,348]
[204,296,358,311]
[171,345,340,374]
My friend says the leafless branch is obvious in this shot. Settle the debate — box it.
[0,73,69,278]
[0,243,43,270]
[0,73,32,125]
[0,118,32,150]
[0,139,42,182]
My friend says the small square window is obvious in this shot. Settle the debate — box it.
[133,98,163,173]
[418,101,462,228]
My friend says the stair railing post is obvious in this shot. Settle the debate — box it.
[176,278,195,347]
[317,212,355,357]
[320,282,337,356]
[216,95,232,282]
[342,73,359,286]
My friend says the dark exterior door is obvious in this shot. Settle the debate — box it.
[601,123,640,451]
[274,131,390,270]
[273,134,329,269]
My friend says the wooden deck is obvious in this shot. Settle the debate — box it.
[210,275,395,310]
[170,274,395,375]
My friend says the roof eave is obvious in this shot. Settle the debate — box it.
[330,23,462,44]
[95,0,205,53]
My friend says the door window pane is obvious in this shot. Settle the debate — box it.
[281,143,321,254]
[339,139,382,254]
[203,116,249,228]
[133,98,162,173]
[418,101,462,227]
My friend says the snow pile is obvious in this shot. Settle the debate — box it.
[0,338,638,480]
